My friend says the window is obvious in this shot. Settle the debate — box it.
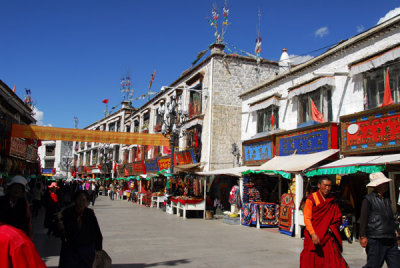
[133,120,140,133]
[109,122,115,132]
[85,152,90,165]
[45,160,55,169]
[45,146,55,156]
[142,113,150,132]
[189,90,202,118]
[126,125,131,133]
[257,106,279,133]
[92,149,98,164]
[364,62,400,109]
[298,87,332,124]
[123,150,129,164]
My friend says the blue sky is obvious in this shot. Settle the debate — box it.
[1,0,399,128]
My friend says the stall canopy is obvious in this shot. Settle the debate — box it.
[257,149,339,172]
[196,166,251,177]
[305,153,400,177]
[174,162,203,172]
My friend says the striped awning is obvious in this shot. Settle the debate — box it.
[288,76,335,98]
[249,96,280,112]
[349,46,400,76]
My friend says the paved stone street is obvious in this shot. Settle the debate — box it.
[33,196,368,267]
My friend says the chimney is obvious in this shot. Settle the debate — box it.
[279,48,291,73]
[121,100,131,109]
[210,43,225,55]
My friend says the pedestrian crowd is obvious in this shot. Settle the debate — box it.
[0,175,104,268]
[1,172,400,267]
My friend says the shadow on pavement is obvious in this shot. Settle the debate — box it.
[47,258,191,268]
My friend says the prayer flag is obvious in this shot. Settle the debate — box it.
[310,99,325,123]
[270,112,275,129]
[381,69,394,107]
[113,161,118,173]
[102,99,109,104]
[194,129,199,148]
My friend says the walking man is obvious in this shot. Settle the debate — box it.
[360,172,400,267]
[300,177,348,267]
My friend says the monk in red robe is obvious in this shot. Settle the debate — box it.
[300,177,348,268]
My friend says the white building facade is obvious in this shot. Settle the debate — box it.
[38,140,73,178]
[239,15,400,237]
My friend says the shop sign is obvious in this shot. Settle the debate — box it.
[176,149,196,165]
[9,137,27,159]
[276,123,338,156]
[145,159,159,173]
[42,168,53,174]
[158,156,178,170]
[243,139,274,165]
[341,104,400,155]
[132,161,146,175]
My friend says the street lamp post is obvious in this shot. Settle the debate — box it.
[158,95,188,174]
[100,144,112,180]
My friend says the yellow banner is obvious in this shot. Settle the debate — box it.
[11,124,169,146]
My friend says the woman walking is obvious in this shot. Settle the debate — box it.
[58,190,103,268]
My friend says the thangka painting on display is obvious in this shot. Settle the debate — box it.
[279,193,295,236]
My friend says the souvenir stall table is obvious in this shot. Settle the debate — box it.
[151,193,167,208]
[149,176,167,208]
[170,196,205,218]
[166,172,207,219]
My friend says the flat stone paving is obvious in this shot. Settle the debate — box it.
[33,195,368,267]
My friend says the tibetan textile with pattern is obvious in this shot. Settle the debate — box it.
[279,193,295,236]
[259,203,279,227]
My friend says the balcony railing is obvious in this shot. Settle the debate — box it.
[189,101,201,118]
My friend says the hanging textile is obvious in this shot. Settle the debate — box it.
[259,203,280,227]
[241,203,253,226]
[278,193,295,236]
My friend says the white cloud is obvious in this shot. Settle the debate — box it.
[315,27,329,38]
[356,25,365,33]
[289,54,314,65]
[377,7,400,25]
[33,107,44,125]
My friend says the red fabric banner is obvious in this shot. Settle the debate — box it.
[311,99,325,123]
[382,69,394,107]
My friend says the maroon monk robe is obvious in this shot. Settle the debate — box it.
[300,191,349,268]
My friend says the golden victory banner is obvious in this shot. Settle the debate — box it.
[11,124,169,146]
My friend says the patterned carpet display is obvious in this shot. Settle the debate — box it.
[259,203,279,227]
[278,193,295,236]
[241,203,253,226]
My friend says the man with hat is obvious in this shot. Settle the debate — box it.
[359,172,400,267]
[0,175,32,238]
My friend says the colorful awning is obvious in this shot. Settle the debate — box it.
[305,153,400,177]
